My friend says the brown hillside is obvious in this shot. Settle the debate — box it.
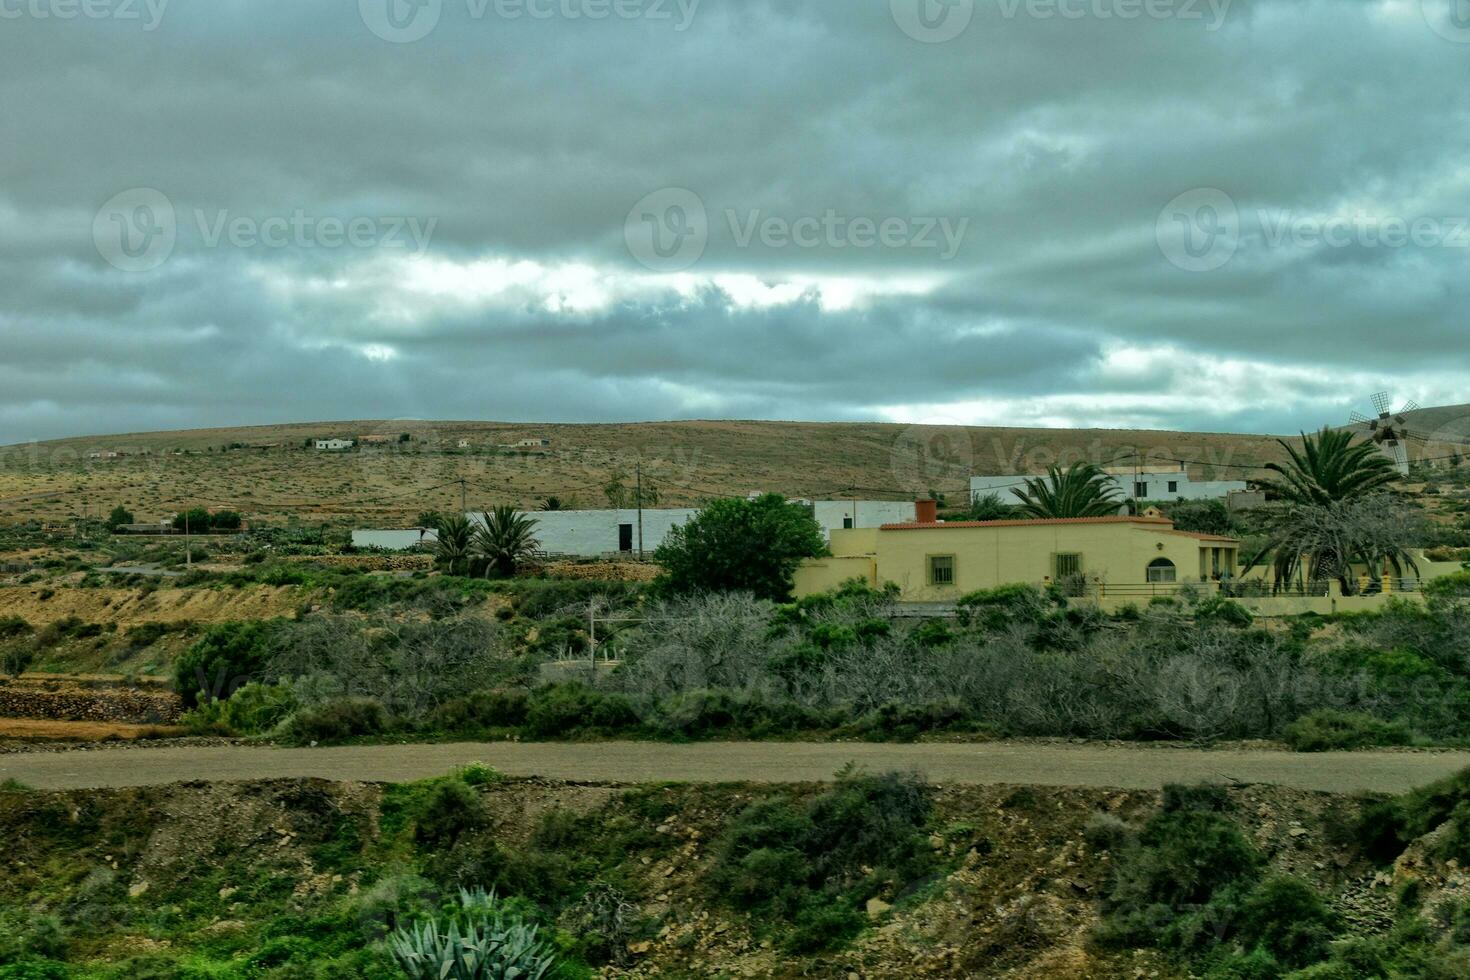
[0,420,1289,525]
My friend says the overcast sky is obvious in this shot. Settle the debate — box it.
[2,0,1468,445]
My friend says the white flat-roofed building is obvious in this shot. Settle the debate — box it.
[971,467,1247,507]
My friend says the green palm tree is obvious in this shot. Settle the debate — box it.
[1249,428,1408,594]
[1013,463,1125,519]
[473,506,542,579]
[434,514,474,577]
[1256,427,1397,506]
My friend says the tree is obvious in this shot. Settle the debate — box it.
[541,496,566,511]
[1252,495,1422,595]
[960,492,1015,523]
[107,505,135,532]
[654,493,826,602]
[1013,463,1124,519]
[1165,499,1239,537]
[434,514,475,577]
[416,510,444,530]
[1248,429,1408,594]
[210,510,243,531]
[173,507,212,533]
[473,506,542,579]
[1257,427,1398,506]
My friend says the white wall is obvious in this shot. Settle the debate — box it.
[970,471,1247,505]
[810,501,917,538]
[352,529,437,551]
[469,509,699,557]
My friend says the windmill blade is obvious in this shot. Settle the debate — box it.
[1389,440,1409,474]
[1371,391,1392,415]
[1349,411,1373,425]
[1401,399,1421,414]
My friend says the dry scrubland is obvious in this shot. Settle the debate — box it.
[4,771,1470,978]
[0,420,1291,525]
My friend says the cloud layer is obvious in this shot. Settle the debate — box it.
[2,0,1468,443]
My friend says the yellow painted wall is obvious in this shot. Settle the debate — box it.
[802,521,1236,602]
[792,556,877,596]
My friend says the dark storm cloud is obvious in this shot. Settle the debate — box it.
[1,0,1467,444]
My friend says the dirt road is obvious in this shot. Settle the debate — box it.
[4,741,1470,793]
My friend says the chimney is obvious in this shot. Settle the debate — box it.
[915,499,939,524]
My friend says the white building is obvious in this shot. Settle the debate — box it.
[809,500,917,538]
[356,500,918,556]
[467,508,698,557]
[970,467,1248,507]
[352,528,437,550]
[315,439,354,451]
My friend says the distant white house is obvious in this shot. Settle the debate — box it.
[970,466,1248,507]
[352,528,437,551]
[315,439,355,451]
[515,438,551,448]
[354,499,919,556]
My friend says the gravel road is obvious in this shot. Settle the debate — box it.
[4,741,1470,793]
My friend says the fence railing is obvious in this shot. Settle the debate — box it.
[1094,578,1421,600]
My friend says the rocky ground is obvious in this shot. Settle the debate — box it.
[0,774,1430,979]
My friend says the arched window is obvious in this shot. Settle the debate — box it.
[1147,558,1177,583]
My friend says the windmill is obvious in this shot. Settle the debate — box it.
[1349,392,1419,476]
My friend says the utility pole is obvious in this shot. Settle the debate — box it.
[184,509,192,567]
[635,462,644,559]
[587,598,597,672]
[459,478,467,514]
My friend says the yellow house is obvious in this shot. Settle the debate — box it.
[794,514,1240,602]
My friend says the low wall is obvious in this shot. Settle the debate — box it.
[1093,591,1422,618]
[0,680,183,724]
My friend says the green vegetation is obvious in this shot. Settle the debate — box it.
[709,769,936,952]
[654,493,826,602]
[1012,462,1124,519]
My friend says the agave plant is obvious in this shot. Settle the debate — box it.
[389,889,557,980]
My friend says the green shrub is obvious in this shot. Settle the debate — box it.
[429,689,530,732]
[181,681,298,736]
[523,683,638,737]
[0,616,31,640]
[283,697,388,743]
[1234,876,1338,967]
[709,769,934,951]
[173,620,282,706]
[1,645,34,678]
[414,780,486,848]
[1283,710,1414,752]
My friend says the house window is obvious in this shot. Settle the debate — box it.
[1147,558,1177,583]
[843,517,854,529]
[1168,481,1179,494]
[928,555,955,587]
[1134,482,1148,498]
[1055,553,1083,579]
